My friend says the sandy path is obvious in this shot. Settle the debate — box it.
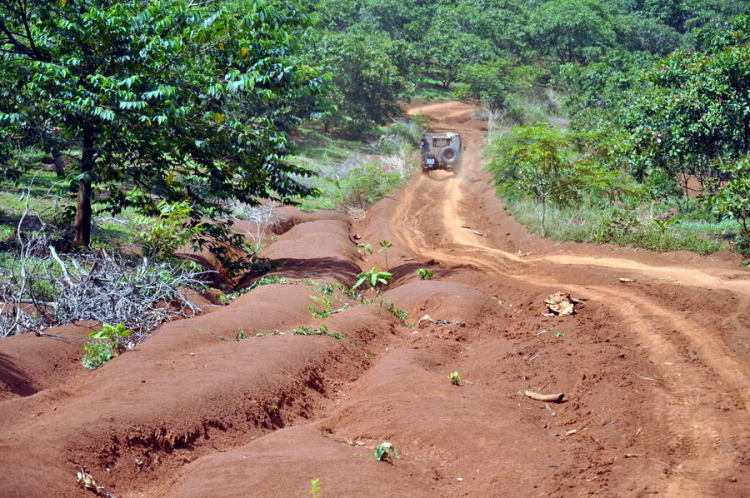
[396,100,750,497]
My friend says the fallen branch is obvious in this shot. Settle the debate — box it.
[524,390,565,403]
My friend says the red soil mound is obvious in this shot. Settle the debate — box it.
[1,100,748,497]
[261,219,361,286]
[0,323,95,401]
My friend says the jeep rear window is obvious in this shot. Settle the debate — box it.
[432,138,451,147]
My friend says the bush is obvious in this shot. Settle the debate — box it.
[82,323,132,370]
[132,199,203,259]
[712,158,750,253]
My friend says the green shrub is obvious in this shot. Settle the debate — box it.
[342,165,401,209]
[416,268,434,280]
[82,323,132,369]
[132,199,203,259]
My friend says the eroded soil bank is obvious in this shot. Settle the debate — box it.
[1,101,748,498]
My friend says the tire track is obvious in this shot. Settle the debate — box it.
[396,100,750,497]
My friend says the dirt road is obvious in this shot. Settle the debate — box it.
[0,101,747,497]
[395,100,750,496]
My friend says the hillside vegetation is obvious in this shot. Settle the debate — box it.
[1,0,749,339]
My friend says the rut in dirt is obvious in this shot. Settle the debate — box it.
[393,100,750,497]
[0,101,748,498]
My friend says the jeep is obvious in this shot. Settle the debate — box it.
[420,132,464,175]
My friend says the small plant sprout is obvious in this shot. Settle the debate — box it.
[82,323,132,369]
[374,442,399,462]
[353,267,393,295]
[379,240,393,269]
[357,243,373,257]
[449,371,461,386]
[416,268,434,280]
[308,478,321,498]
[555,332,565,338]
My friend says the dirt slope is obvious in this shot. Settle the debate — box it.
[1,101,748,498]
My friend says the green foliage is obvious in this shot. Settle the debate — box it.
[487,125,579,235]
[374,442,399,462]
[301,27,411,132]
[357,243,373,256]
[528,0,617,64]
[378,240,392,269]
[353,267,393,294]
[449,371,461,386]
[694,14,750,50]
[132,199,202,259]
[504,198,726,254]
[341,165,402,209]
[292,325,346,340]
[82,323,132,370]
[623,38,750,189]
[416,268,434,280]
[307,295,334,319]
[308,478,321,498]
[0,0,327,248]
[379,300,409,322]
[417,4,495,89]
[712,158,750,250]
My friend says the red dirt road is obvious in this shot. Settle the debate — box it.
[1,101,748,497]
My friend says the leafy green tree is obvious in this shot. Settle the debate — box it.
[558,50,658,129]
[639,0,748,33]
[694,14,750,50]
[458,59,541,112]
[488,125,637,234]
[528,0,617,64]
[302,27,411,132]
[417,4,495,89]
[712,157,750,249]
[0,0,327,248]
[623,34,750,197]
[487,125,580,235]
[614,14,682,54]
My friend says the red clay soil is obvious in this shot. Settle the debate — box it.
[1,101,748,498]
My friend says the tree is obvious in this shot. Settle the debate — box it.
[302,27,411,132]
[712,157,750,249]
[417,4,495,88]
[623,29,750,199]
[458,59,541,113]
[528,0,617,64]
[0,0,327,247]
[487,125,580,235]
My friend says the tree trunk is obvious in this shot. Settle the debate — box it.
[52,150,65,177]
[74,127,95,247]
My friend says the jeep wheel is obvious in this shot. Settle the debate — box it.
[439,146,460,166]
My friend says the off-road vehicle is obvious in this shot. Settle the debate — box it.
[420,132,464,175]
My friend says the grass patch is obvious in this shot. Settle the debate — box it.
[505,199,728,255]
[290,121,422,213]
[0,169,68,216]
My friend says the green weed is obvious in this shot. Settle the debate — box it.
[374,442,399,462]
[292,325,346,341]
[449,371,462,386]
[416,268,434,280]
[353,267,392,295]
[308,478,321,498]
[82,323,132,369]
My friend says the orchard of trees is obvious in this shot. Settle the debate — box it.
[1,0,749,257]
